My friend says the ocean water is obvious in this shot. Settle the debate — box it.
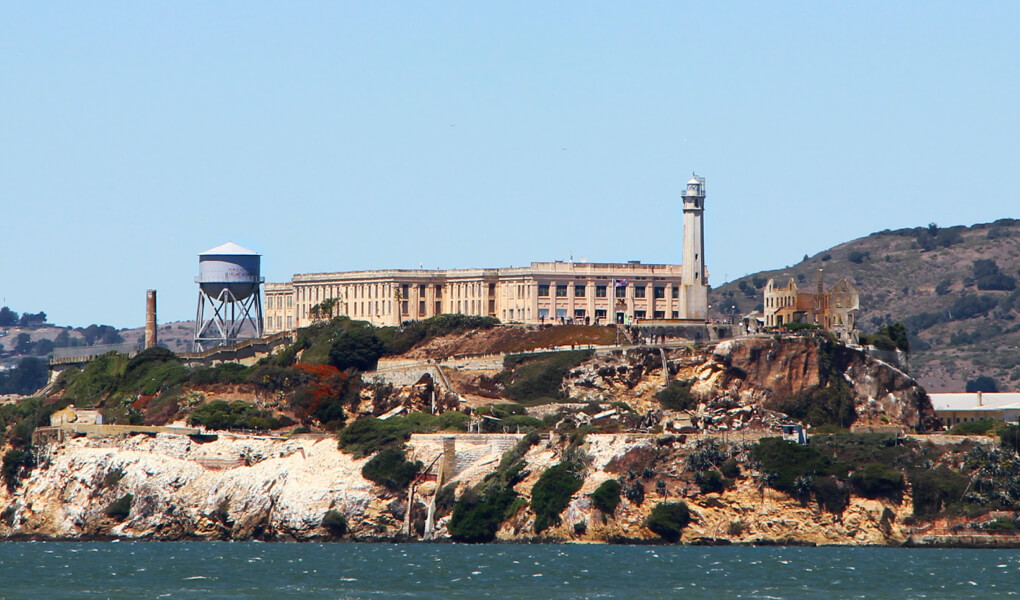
[0,542,1017,600]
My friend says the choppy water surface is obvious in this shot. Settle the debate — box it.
[0,542,1018,599]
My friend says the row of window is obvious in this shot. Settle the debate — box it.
[537,284,680,298]
[266,295,293,310]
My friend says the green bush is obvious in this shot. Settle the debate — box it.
[188,362,251,385]
[645,501,691,542]
[499,350,593,403]
[447,485,519,543]
[695,470,731,494]
[2,449,34,489]
[187,400,284,431]
[997,424,1020,454]
[720,457,741,479]
[751,437,843,495]
[849,463,904,499]
[105,494,133,521]
[322,509,348,536]
[590,479,622,515]
[328,326,385,372]
[909,467,968,519]
[531,463,584,532]
[948,419,999,435]
[655,380,696,411]
[338,417,408,458]
[811,476,850,513]
[361,447,422,492]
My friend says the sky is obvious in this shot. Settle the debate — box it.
[2,2,1018,329]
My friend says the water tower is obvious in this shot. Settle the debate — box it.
[193,241,265,351]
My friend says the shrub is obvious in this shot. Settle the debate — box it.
[720,457,741,479]
[948,419,999,435]
[499,350,593,403]
[328,326,385,372]
[965,376,998,393]
[695,470,730,494]
[811,476,850,513]
[847,250,870,264]
[321,510,348,536]
[187,400,284,431]
[909,467,968,519]
[645,501,691,542]
[770,378,857,429]
[1,449,34,489]
[589,479,622,515]
[935,279,952,296]
[996,424,1020,454]
[850,463,904,499]
[447,486,519,543]
[105,494,133,521]
[531,463,584,533]
[361,446,422,492]
[751,437,843,495]
[655,380,696,411]
[339,417,407,458]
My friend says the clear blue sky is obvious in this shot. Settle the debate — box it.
[2,2,1018,329]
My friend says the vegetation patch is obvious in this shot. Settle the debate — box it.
[321,509,348,536]
[498,350,593,403]
[531,462,584,533]
[849,463,905,500]
[655,380,696,411]
[188,400,287,431]
[589,479,622,515]
[361,446,422,492]
[645,501,691,542]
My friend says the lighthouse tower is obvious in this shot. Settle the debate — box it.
[680,174,709,320]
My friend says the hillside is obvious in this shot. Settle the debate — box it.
[709,219,1020,392]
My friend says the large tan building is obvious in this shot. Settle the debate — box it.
[762,270,859,342]
[264,175,711,332]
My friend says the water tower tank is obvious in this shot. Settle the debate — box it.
[197,241,261,300]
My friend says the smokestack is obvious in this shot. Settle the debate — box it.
[977,390,983,406]
[816,268,824,295]
[145,290,157,350]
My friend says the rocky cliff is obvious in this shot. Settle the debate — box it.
[0,337,964,545]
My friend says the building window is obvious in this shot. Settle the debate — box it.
[419,284,426,295]
[538,284,550,297]
[595,309,607,319]
[419,300,426,316]
[287,297,293,308]
[654,310,665,319]
[538,308,549,319]
[615,285,627,298]
[435,300,441,314]
[671,311,679,318]
[435,284,442,298]
[654,286,665,299]
[575,285,585,297]
[635,287,645,298]
[287,316,293,328]
[402,284,409,298]
[556,284,567,297]
[488,283,496,298]
[671,286,679,297]
[634,310,646,318]
[574,309,586,318]
[596,285,607,298]
[402,301,409,315]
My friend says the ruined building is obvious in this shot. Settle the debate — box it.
[762,269,859,342]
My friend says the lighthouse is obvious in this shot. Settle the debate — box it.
[680,174,709,320]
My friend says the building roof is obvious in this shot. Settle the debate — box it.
[199,241,259,256]
[929,392,1020,411]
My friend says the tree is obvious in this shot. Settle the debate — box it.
[328,327,385,372]
[18,312,46,328]
[965,376,998,393]
[0,307,18,327]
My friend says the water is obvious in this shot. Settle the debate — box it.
[0,542,1018,599]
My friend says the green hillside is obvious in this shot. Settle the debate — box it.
[709,219,1020,393]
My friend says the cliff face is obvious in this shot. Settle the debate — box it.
[0,431,914,545]
[561,336,933,431]
[0,337,937,544]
